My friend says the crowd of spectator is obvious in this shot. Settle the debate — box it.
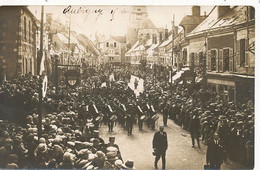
[0,64,255,169]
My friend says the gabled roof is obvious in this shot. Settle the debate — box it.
[99,38,121,44]
[126,41,140,54]
[139,18,156,29]
[179,15,207,27]
[78,34,100,56]
[188,6,248,36]
[159,36,172,48]
[133,44,145,52]
[147,43,160,52]
[56,33,68,43]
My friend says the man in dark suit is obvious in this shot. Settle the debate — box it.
[189,113,201,148]
[153,126,168,169]
[206,133,224,170]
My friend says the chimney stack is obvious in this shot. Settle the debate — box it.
[192,6,201,17]
[217,6,230,19]
[165,26,169,40]
[159,32,163,43]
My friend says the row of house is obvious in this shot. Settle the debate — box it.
[126,6,255,103]
[0,6,101,80]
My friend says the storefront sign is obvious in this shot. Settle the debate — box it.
[207,78,235,86]
[65,69,80,88]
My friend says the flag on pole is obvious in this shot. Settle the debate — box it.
[39,50,51,98]
[39,50,52,76]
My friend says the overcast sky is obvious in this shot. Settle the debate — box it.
[29,5,214,37]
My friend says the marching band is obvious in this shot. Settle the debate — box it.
[78,94,160,135]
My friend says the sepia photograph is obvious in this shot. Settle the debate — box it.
[0,4,255,170]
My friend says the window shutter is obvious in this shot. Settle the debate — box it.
[195,53,198,66]
[219,49,223,72]
[229,48,233,72]
[245,51,249,67]
[236,40,240,66]
[207,50,211,71]
[245,39,249,67]
[216,50,219,72]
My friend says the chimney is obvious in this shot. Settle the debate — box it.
[165,27,169,40]
[192,6,200,17]
[217,6,230,19]
[159,32,163,43]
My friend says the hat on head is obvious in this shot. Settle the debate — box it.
[122,159,135,169]
[96,151,105,158]
[63,152,73,162]
[109,137,115,141]
[38,143,48,153]
[39,137,46,144]
[5,163,18,169]
[93,130,99,134]
[114,159,123,168]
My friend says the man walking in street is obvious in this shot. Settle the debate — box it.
[189,112,201,148]
[153,126,168,169]
[206,133,224,170]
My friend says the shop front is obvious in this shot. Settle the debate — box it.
[207,74,235,103]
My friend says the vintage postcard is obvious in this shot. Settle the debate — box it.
[0,1,257,169]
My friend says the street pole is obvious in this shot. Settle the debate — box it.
[55,56,59,96]
[170,14,175,95]
[37,5,44,141]
[202,38,207,111]
[68,14,71,65]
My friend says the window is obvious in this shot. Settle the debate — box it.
[240,39,246,66]
[146,33,150,39]
[29,21,31,43]
[24,16,27,41]
[109,49,114,54]
[198,52,203,66]
[182,49,187,65]
[211,49,217,71]
[249,7,255,20]
[114,42,116,47]
[223,49,229,72]
[106,42,109,47]
[137,8,141,11]
[190,53,195,67]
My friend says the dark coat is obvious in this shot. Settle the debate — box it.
[206,139,224,165]
[153,131,168,153]
[189,116,200,134]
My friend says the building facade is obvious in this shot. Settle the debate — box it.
[0,6,37,79]
[98,37,126,64]
[186,6,255,103]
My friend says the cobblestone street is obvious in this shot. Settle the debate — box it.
[99,75,246,169]
[99,114,246,170]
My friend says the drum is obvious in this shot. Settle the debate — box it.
[140,115,146,121]
[151,114,159,121]
[124,114,130,120]
[110,115,118,122]
[95,115,103,122]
